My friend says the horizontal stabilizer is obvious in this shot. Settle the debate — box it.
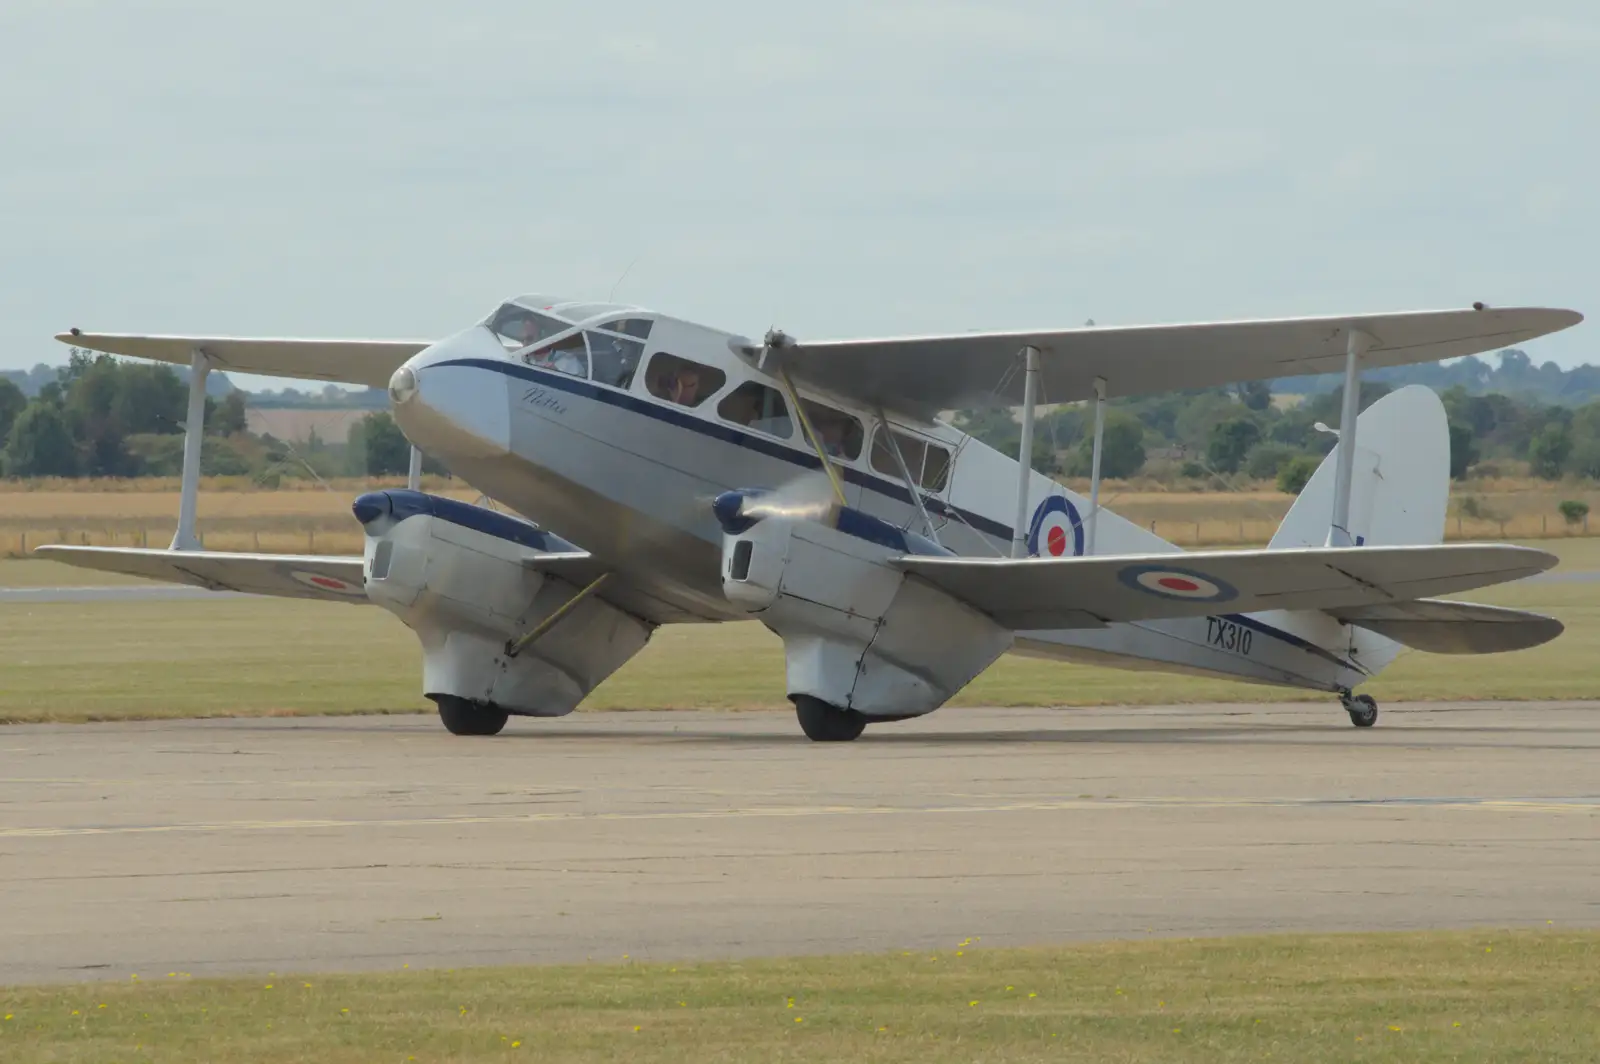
[1327,599,1563,654]
[895,543,1556,630]
[55,333,430,387]
[35,546,369,603]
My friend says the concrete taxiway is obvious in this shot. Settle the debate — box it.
[2,703,1597,984]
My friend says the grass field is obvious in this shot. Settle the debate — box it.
[1,931,1595,1062]
[1,541,1595,724]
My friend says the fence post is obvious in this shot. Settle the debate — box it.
[1194,521,1200,543]
[309,528,316,553]
[19,531,25,554]
[1543,515,1548,535]
[1499,520,1506,538]
[253,530,260,551]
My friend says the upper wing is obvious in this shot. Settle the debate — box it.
[1327,598,1563,654]
[766,306,1582,415]
[895,543,1555,630]
[56,332,432,387]
[36,546,371,602]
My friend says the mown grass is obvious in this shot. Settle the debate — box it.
[1,541,1596,723]
[1,931,1595,1063]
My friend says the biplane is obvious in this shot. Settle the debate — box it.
[46,298,1581,739]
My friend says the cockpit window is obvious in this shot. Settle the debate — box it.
[489,304,568,350]
[799,400,864,461]
[525,333,588,378]
[598,317,653,340]
[586,331,644,389]
[644,353,724,408]
[719,382,794,439]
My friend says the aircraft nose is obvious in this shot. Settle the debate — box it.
[390,327,513,460]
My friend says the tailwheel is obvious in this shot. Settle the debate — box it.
[433,695,510,736]
[1343,692,1378,728]
[793,695,867,742]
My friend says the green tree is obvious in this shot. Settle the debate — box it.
[1206,417,1262,474]
[1528,423,1573,480]
[1243,442,1298,481]
[0,378,25,444]
[4,401,80,477]
[1237,380,1272,412]
[1277,454,1320,495]
[1065,412,1145,479]
[347,411,412,476]
[1447,420,1479,480]
[210,391,248,436]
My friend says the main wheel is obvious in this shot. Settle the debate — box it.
[434,695,510,736]
[1346,693,1378,728]
[793,696,867,742]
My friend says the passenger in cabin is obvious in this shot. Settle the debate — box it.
[666,367,701,406]
[531,337,586,377]
[816,418,846,457]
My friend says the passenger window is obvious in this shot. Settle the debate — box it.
[598,317,653,340]
[871,428,951,492]
[524,333,588,378]
[718,381,793,439]
[489,305,567,350]
[644,353,724,408]
[799,400,864,461]
[585,331,644,389]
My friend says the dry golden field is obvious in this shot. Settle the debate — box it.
[1,475,1596,555]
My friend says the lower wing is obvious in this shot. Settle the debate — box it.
[36,546,370,602]
[895,544,1556,630]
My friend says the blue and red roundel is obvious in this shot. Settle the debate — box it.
[1027,496,1084,558]
[1116,563,1238,603]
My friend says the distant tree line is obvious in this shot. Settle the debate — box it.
[958,372,1600,493]
[0,352,431,481]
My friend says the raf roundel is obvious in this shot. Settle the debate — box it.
[1026,496,1084,558]
[290,570,365,596]
[1116,564,1238,603]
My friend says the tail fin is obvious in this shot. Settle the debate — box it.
[1268,386,1558,660]
[1270,384,1449,550]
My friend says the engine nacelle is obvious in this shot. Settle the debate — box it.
[716,492,1012,719]
[354,491,651,717]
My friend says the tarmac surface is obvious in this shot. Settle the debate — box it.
[3,702,1598,984]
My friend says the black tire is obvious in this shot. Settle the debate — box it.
[434,695,510,736]
[1347,693,1378,728]
[793,695,867,742]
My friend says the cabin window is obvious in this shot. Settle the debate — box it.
[718,382,794,439]
[871,427,952,492]
[644,353,724,408]
[585,331,644,389]
[488,304,568,350]
[598,317,653,340]
[799,400,864,461]
[524,333,588,378]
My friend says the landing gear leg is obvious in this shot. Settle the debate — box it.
[1341,691,1378,728]
[793,695,867,742]
[433,695,510,736]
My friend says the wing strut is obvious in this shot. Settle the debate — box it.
[172,349,210,550]
[407,445,422,491]
[1328,328,1374,547]
[1010,345,1041,557]
[874,406,941,546]
[1086,375,1107,555]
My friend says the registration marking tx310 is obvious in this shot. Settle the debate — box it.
[1206,615,1254,656]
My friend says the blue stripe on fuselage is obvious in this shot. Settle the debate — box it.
[428,357,1362,675]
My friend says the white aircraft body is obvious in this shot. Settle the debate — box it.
[47,298,1582,740]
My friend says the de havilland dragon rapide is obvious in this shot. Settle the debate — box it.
[46,296,1581,739]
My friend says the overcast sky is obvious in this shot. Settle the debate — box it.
[1,0,1594,386]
